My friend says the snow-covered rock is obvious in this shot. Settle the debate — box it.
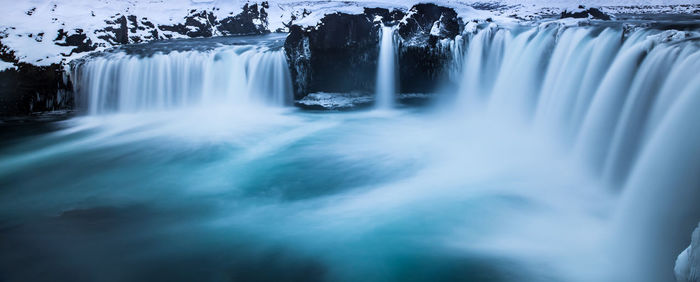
[0,1,271,66]
[561,5,612,20]
[296,92,373,110]
[676,223,700,282]
[398,3,460,47]
[295,92,431,110]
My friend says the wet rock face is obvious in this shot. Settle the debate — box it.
[285,4,461,99]
[1,33,76,116]
[285,9,404,99]
[397,4,461,93]
[1,40,71,116]
[561,6,612,20]
[309,12,379,96]
[398,46,453,94]
[0,64,72,116]
[284,25,312,99]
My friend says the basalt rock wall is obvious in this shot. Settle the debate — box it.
[284,4,463,99]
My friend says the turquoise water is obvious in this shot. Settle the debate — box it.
[0,106,610,282]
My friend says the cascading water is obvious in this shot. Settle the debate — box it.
[455,23,700,281]
[3,17,700,282]
[70,45,293,114]
[375,26,398,109]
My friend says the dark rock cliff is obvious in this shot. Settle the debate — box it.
[397,4,462,94]
[284,4,462,99]
[0,40,72,117]
[285,10,396,99]
[0,64,72,117]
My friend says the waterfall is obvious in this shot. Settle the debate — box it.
[457,24,699,183]
[70,46,293,114]
[375,26,398,109]
[455,24,700,281]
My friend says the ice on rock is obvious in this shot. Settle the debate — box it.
[430,15,445,36]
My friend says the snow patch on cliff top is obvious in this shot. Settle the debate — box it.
[0,0,698,66]
[0,60,16,72]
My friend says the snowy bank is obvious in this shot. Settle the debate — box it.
[1,0,698,66]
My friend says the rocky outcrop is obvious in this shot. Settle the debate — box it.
[0,40,71,116]
[398,4,460,47]
[55,29,98,55]
[561,6,612,20]
[284,25,312,99]
[93,3,270,48]
[0,64,72,116]
[217,2,270,36]
[97,15,157,45]
[285,9,399,99]
[397,4,462,93]
[284,4,462,99]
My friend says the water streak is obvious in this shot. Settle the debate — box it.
[375,26,398,109]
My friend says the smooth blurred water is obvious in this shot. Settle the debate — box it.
[0,105,612,282]
[69,33,292,114]
[375,26,398,109]
[454,24,700,281]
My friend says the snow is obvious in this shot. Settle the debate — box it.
[0,0,698,66]
[676,223,700,282]
[647,30,698,43]
[297,92,432,109]
[0,0,250,65]
[287,2,366,27]
[464,21,479,33]
[0,60,16,72]
[1,33,75,66]
[297,92,373,109]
